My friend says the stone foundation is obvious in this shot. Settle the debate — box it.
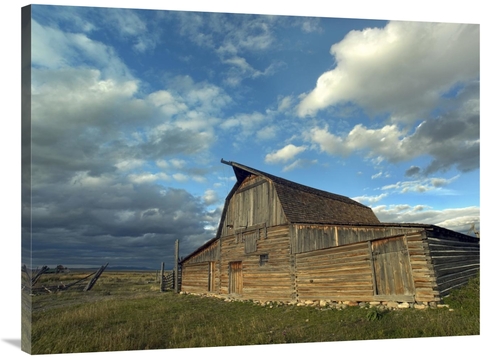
[179,291,452,310]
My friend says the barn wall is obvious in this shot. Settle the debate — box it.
[405,231,440,302]
[294,231,447,303]
[219,224,294,302]
[370,235,415,301]
[181,262,219,294]
[219,175,288,238]
[427,236,480,297]
[180,240,220,293]
[291,224,421,254]
[295,241,375,302]
[182,239,220,264]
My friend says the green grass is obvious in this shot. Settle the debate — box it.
[26,271,479,354]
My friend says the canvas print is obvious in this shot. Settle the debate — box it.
[21,3,480,356]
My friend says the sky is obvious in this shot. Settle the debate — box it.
[20,3,482,270]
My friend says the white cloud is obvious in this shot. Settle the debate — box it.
[203,189,219,206]
[172,173,189,182]
[107,10,145,36]
[224,56,255,73]
[373,204,479,233]
[147,90,189,117]
[353,193,388,205]
[256,126,278,141]
[32,19,134,81]
[128,172,171,184]
[175,12,283,87]
[265,144,307,164]
[283,158,318,172]
[297,21,479,122]
[300,18,322,33]
[381,176,459,194]
[277,95,294,113]
[220,112,267,140]
[306,91,479,176]
[115,159,146,171]
[307,124,409,160]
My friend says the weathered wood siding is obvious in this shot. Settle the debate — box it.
[427,236,480,296]
[219,175,287,238]
[181,240,220,293]
[294,232,445,303]
[182,240,220,264]
[291,224,420,254]
[228,261,243,294]
[181,262,219,294]
[405,231,440,302]
[295,241,375,302]
[220,225,294,302]
[371,236,415,300]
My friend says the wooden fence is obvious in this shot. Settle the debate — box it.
[160,267,182,292]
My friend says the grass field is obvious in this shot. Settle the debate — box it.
[22,270,479,355]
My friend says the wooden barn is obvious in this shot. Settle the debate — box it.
[179,160,479,305]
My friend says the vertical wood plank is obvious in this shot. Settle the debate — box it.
[160,262,165,292]
[174,239,179,293]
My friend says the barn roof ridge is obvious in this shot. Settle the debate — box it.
[220,159,371,210]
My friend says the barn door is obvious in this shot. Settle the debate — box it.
[371,237,414,300]
[229,261,243,294]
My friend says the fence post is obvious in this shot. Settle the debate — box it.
[160,262,165,292]
[174,239,179,293]
[84,263,108,291]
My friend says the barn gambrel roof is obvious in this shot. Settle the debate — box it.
[219,159,380,229]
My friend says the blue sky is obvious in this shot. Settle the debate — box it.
[21,3,481,270]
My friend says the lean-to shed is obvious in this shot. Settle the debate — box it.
[180,160,479,304]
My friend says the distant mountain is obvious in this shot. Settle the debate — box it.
[107,265,156,271]
[23,264,159,272]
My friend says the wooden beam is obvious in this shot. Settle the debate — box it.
[84,263,108,291]
[160,262,165,292]
[174,239,179,293]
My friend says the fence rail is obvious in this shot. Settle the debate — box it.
[161,267,181,292]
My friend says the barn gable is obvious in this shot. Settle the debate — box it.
[216,160,380,237]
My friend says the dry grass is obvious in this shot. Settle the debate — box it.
[24,271,479,354]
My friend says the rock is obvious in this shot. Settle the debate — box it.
[414,304,427,310]
[344,301,358,306]
[319,300,328,307]
[386,301,399,309]
[397,302,410,309]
